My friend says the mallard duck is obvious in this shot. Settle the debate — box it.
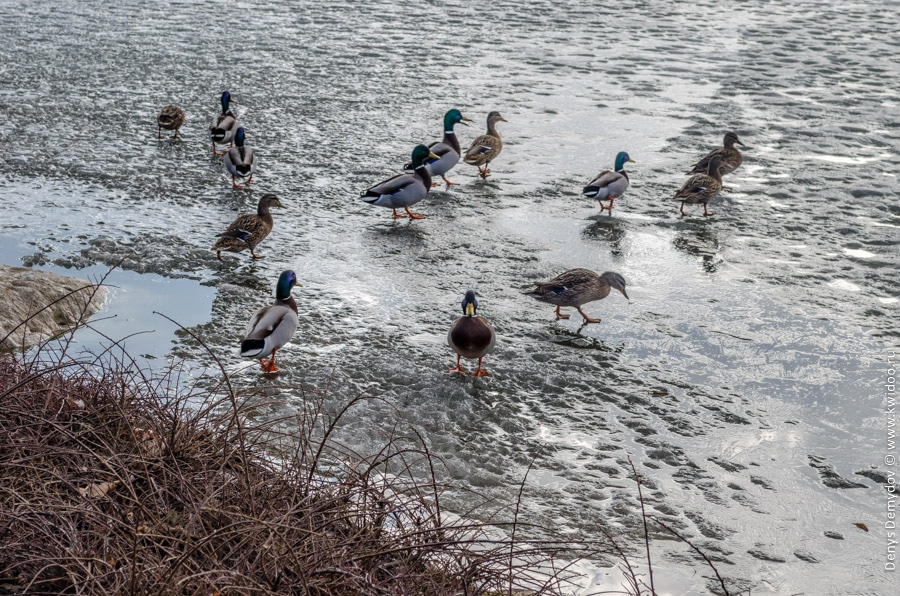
[157,105,185,139]
[209,90,239,155]
[240,270,300,373]
[463,111,507,179]
[421,109,472,187]
[525,269,629,324]
[688,131,743,177]
[448,290,496,377]
[224,128,256,188]
[360,145,440,219]
[582,151,634,215]
[212,193,283,261]
[674,154,725,217]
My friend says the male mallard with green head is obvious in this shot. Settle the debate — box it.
[240,270,300,374]
[212,193,283,261]
[674,154,726,217]
[582,151,634,215]
[463,111,507,179]
[526,269,629,324]
[360,144,440,219]
[422,108,472,187]
[224,127,256,188]
[209,91,239,155]
[448,290,496,377]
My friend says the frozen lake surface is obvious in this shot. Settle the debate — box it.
[1,1,897,593]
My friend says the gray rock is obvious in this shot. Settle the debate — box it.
[0,265,107,350]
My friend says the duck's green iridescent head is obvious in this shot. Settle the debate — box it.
[461,290,478,316]
[275,270,298,300]
[234,127,246,147]
[410,144,440,169]
[614,151,634,172]
[220,90,232,113]
[443,109,472,131]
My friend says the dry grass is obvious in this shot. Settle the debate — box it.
[0,275,732,595]
[0,343,618,595]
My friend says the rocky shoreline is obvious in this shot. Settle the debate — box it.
[0,265,107,350]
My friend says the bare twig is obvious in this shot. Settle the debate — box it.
[653,517,731,596]
[627,456,655,595]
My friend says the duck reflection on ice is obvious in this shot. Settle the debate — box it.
[581,218,627,257]
[672,223,722,273]
[544,324,625,355]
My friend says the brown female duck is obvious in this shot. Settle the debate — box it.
[525,270,628,324]
[157,105,185,139]
[212,193,283,260]
[463,111,507,179]
[688,131,743,176]
[674,154,726,217]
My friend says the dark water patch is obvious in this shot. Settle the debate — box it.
[854,468,891,485]
[747,548,787,563]
[653,502,679,517]
[750,475,775,491]
[642,443,696,468]
[56,234,214,279]
[709,457,748,473]
[684,511,736,541]
[793,549,821,564]
[807,455,869,490]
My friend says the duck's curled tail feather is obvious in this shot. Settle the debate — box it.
[240,339,266,357]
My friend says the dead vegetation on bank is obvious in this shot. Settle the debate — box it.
[0,346,609,595]
[0,279,734,595]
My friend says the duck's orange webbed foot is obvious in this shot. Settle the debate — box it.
[471,358,490,377]
[259,349,279,373]
[577,308,601,324]
[448,356,467,375]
